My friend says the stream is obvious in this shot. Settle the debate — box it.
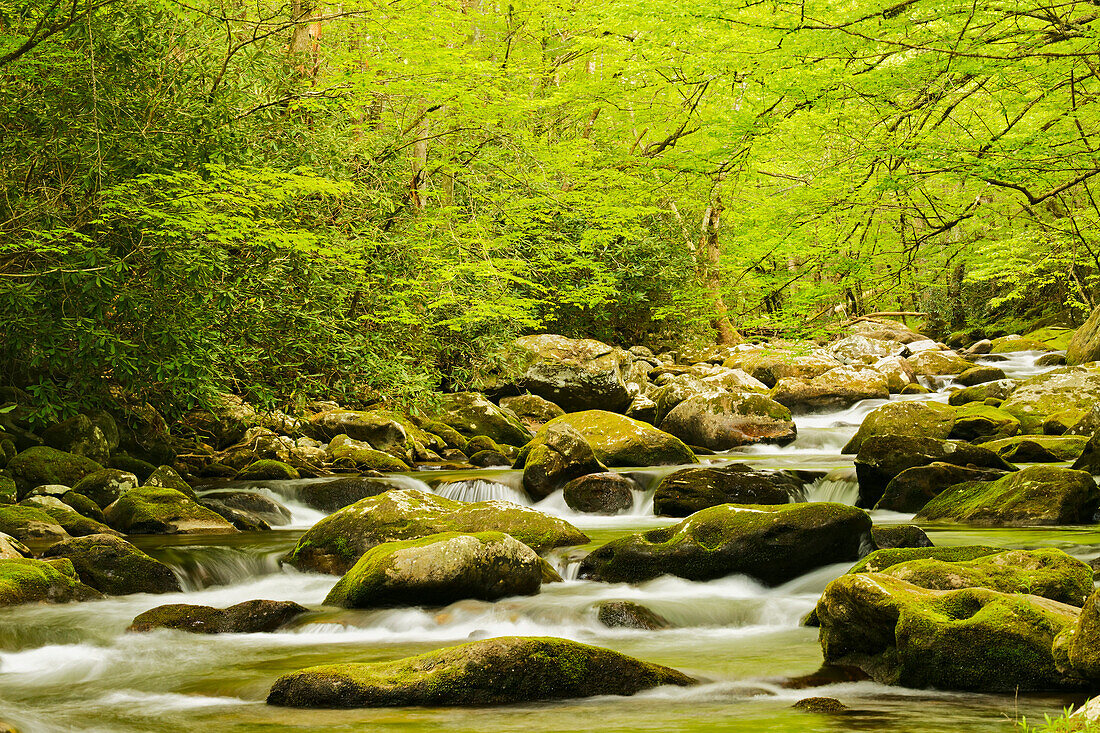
[1,351,1094,732]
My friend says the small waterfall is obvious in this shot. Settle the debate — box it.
[433,479,531,505]
[156,546,284,591]
[802,467,859,505]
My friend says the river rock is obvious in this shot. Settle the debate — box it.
[0,557,101,607]
[771,366,889,413]
[6,446,103,498]
[511,334,633,413]
[71,469,139,509]
[701,368,770,394]
[305,410,408,451]
[596,600,671,630]
[948,403,1020,441]
[828,335,906,365]
[916,465,1100,526]
[0,505,71,544]
[874,356,918,393]
[660,393,796,449]
[980,434,1089,462]
[522,411,696,468]
[868,525,932,550]
[104,486,238,535]
[875,462,1010,513]
[323,531,543,608]
[733,350,840,388]
[651,375,718,424]
[297,476,398,512]
[1067,306,1100,365]
[562,472,636,514]
[521,423,604,500]
[815,573,1082,691]
[907,350,973,375]
[850,319,926,344]
[199,490,291,526]
[625,395,658,424]
[235,459,299,481]
[853,436,1013,508]
[0,532,31,559]
[842,401,956,455]
[40,534,181,595]
[1067,588,1100,680]
[128,599,309,633]
[956,365,1007,386]
[0,476,14,504]
[266,636,695,707]
[435,392,532,447]
[579,502,871,585]
[1071,431,1100,475]
[1000,365,1100,433]
[652,464,803,517]
[283,489,588,574]
[19,496,119,537]
[498,394,565,430]
[40,414,111,463]
[849,545,1004,574]
[145,465,197,500]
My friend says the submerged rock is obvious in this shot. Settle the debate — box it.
[523,411,697,468]
[128,599,309,633]
[562,472,636,514]
[596,600,671,630]
[579,502,871,585]
[266,636,695,707]
[41,534,180,595]
[284,489,588,574]
[104,486,238,535]
[652,464,803,517]
[0,558,101,607]
[324,532,543,608]
[660,393,796,449]
[916,465,1100,526]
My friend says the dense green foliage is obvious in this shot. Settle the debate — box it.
[1,0,1098,419]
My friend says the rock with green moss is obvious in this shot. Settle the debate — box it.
[0,505,70,544]
[956,365,1007,386]
[468,449,509,467]
[306,410,410,451]
[949,403,1020,441]
[145,465,197,500]
[324,531,543,608]
[828,334,906,365]
[331,447,410,472]
[0,532,31,560]
[6,446,103,498]
[266,636,695,707]
[199,490,291,526]
[916,465,1100,526]
[595,600,671,630]
[40,533,180,595]
[72,469,139,509]
[521,423,604,501]
[562,473,636,514]
[464,435,503,455]
[40,414,111,463]
[108,455,157,483]
[129,599,309,633]
[579,502,871,585]
[511,334,634,414]
[422,421,468,451]
[20,496,120,537]
[1000,366,1100,434]
[660,393,796,449]
[0,557,101,607]
[104,486,238,535]
[875,462,1009,513]
[854,436,1013,508]
[908,350,973,376]
[434,393,532,448]
[1071,431,1100,475]
[869,525,932,550]
[0,476,15,504]
[948,379,1019,407]
[1066,588,1100,680]
[235,459,300,481]
[842,402,957,455]
[816,573,1083,691]
[652,464,803,517]
[499,394,565,431]
[284,489,588,574]
[849,545,1004,574]
[1067,307,1100,365]
[730,350,840,388]
[991,336,1053,353]
[980,434,1089,462]
[297,476,398,512]
[770,366,890,413]
[1025,327,1075,352]
[522,411,697,468]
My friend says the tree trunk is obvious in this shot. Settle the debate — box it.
[700,194,739,344]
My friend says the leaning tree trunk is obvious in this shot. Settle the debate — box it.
[700,194,739,344]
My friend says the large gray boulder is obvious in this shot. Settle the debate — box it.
[659,393,796,450]
[1067,307,1100,365]
[435,393,532,447]
[770,366,889,413]
[518,411,697,468]
[512,334,633,413]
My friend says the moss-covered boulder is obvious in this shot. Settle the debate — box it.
[0,505,70,544]
[948,379,1019,407]
[0,558,101,607]
[660,393,796,449]
[235,459,300,481]
[731,350,840,388]
[849,545,1003,574]
[19,496,119,537]
[200,490,292,527]
[435,392,532,447]
[145,465,197,500]
[956,365,1007,386]
[40,534,180,595]
[1001,366,1100,434]
[916,465,1100,526]
[520,423,604,501]
[875,462,1010,513]
[0,532,31,560]
[578,502,871,585]
[949,403,1020,441]
[306,410,410,452]
[828,335,906,365]
[40,414,111,463]
[331,446,410,473]
[6,446,103,498]
[128,599,309,633]
[842,401,957,455]
[991,335,1053,353]
[524,411,696,468]
[562,472,636,515]
[510,334,634,414]
[499,394,565,430]
[104,486,238,535]
[868,525,932,550]
[284,489,588,574]
[770,366,890,413]
[908,350,974,376]
[0,476,15,504]
[1067,306,1100,365]
[816,573,1082,691]
[1071,431,1100,475]
[652,464,803,517]
[324,531,542,608]
[266,636,695,707]
[1066,588,1100,680]
[72,469,139,509]
[296,476,396,512]
[595,600,671,630]
[854,435,1013,508]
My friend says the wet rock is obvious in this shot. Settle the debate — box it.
[853,436,1013,508]
[792,697,848,713]
[297,476,397,512]
[19,496,119,537]
[1000,365,1100,434]
[324,531,543,608]
[875,463,1009,513]
[235,459,299,481]
[72,469,139,509]
[842,401,956,455]
[0,505,70,544]
[652,464,803,517]
[956,365,1006,386]
[981,435,1089,462]
[916,465,1100,526]
[869,525,932,550]
[198,499,270,531]
[128,599,309,633]
[0,557,101,607]
[579,502,871,585]
[521,423,605,501]
[41,534,180,595]
[199,491,291,526]
[469,449,510,467]
[266,636,695,707]
[0,532,31,560]
[816,573,1083,691]
[849,545,1004,574]
[948,403,1020,441]
[104,486,237,535]
[1037,353,1067,368]
[435,392,532,447]
[562,472,636,514]
[520,411,697,468]
[6,446,103,498]
[512,334,634,413]
[284,489,588,574]
[770,366,889,413]
[947,379,1019,406]
[596,600,671,630]
[660,393,796,449]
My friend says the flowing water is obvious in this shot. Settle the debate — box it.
[0,351,1088,732]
